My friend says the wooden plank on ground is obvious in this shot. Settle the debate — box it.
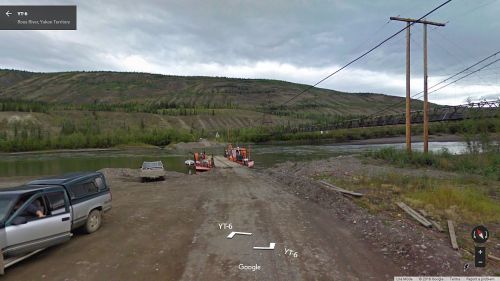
[318,180,363,197]
[488,254,500,262]
[396,202,432,228]
[447,220,459,250]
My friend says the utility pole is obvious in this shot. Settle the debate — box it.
[423,23,429,153]
[405,21,411,153]
[390,17,445,154]
[423,22,445,152]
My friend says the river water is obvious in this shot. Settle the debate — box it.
[0,141,469,178]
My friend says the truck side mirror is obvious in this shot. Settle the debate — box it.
[11,216,28,225]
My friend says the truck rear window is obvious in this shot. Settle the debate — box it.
[69,182,98,199]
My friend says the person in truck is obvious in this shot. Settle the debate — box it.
[13,198,45,219]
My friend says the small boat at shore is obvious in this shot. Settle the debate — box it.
[225,144,255,168]
[185,152,214,173]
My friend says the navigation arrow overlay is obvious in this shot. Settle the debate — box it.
[253,243,276,250]
[5,11,12,17]
[227,232,252,239]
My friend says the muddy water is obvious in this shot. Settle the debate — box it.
[0,149,189,177]
[0,141,468,177]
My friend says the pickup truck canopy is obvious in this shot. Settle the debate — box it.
[28,172,103,186]
[141,161,164,169]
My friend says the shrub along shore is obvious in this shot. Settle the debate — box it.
[0,116,498,153]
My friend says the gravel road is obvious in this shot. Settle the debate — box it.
[1,157,400,280]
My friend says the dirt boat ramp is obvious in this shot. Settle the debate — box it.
[0,156,473,280]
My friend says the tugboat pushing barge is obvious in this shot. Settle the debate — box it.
[225,144,255,168]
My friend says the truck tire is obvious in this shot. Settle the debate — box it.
[84,209,102,234]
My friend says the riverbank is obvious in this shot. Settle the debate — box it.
[166,139,225,151]
[0,139,224,155]
[262,133,465,146]
[0,134,468,155]
[0,147,121,156]
[332,133,464,145]
[1,116,498,153]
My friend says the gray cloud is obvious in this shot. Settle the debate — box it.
[0,0,499,105]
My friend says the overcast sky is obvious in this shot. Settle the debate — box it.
[1,0,499,105]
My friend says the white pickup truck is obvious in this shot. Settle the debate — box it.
[140,161,166,182]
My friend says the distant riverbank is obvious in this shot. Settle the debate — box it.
[0,147,121,156]
[0,140,225,155]
[259,133,465,146]
[330,134,463,145]
[0,134,466,155]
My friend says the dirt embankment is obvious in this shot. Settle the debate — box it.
[263,156,499,276]
[167,139,225,151]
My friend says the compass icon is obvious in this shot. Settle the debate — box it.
[471,225,489,243]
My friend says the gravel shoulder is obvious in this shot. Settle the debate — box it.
[265,155,499,276]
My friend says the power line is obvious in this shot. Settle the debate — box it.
[431,33,467,67]
[414,50,500,99]
[280,0,453,106]
[429,29,491,85]
[429,0,498,31]
[368,51,500,117]
[350,20,392,55]
[433,28,475,60]
[410,28,450,75]
[444,0,498,23]
[427,58,500,95]
[342,49,500,119]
